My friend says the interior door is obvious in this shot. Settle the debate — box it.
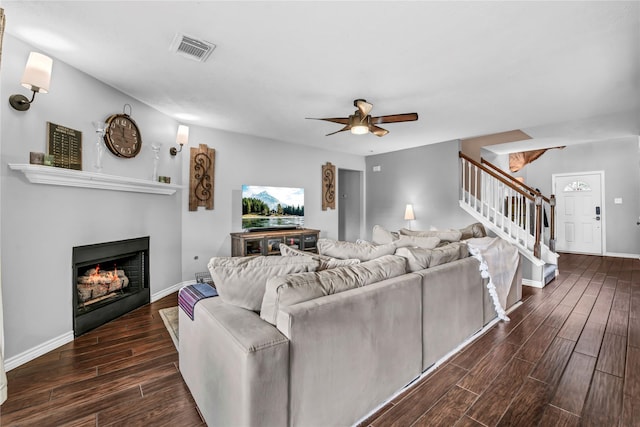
[553,172,603,254]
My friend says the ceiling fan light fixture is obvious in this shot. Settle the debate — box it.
[350,124,369,135]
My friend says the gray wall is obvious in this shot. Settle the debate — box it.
[1,35,183,360]
[338,169,362,242]
[495,137,640,256]
[365,140,475,238]
[2,34,365,362]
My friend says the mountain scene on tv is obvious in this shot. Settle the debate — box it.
[242,185,305,230]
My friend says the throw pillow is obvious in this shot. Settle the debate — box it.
[260,254,407,325]
[393,235,440,249]
[317,238,397,261]
[395,241,468,272]
[399,228,462,242]
[279,243,361,270]
[372,225,399,244]
[459,222,487,240]
[208,255,319,312]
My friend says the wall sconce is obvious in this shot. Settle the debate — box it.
[170,125,189,156]
[9,52,53,111]
[404,204,415,229]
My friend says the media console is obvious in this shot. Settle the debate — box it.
[230,228,320,257]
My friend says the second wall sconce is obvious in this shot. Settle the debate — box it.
[170,124,189,156]
[9,52,53,111]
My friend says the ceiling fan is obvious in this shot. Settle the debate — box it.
[308,99,418,137]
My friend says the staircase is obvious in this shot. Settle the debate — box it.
[459,152,559,287]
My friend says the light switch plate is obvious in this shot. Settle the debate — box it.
[614,197,622,204]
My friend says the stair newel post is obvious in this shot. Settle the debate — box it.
[549,194,556,252]
[534,195,543,258]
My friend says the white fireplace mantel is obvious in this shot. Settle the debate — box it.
[8,164,182,195]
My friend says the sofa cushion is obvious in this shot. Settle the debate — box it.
[371,225,399,244]
[279,243,361,270]
[459,222,487,240]
[394,235,441,249]
[208,256,319,312]
[395,242,469,272]
[260,254,407,325]
[317,238,397,261]
[399,228,462,242]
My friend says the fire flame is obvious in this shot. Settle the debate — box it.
[88,264,119,282]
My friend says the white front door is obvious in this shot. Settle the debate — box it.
[553,172,604,255]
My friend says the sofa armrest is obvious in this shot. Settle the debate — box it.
[179,297,289,427]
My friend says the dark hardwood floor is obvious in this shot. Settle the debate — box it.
[361,253,640,427]
[0,292,204,426]
[0,253,638,426]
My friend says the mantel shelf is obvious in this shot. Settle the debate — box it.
[8,164,182,195]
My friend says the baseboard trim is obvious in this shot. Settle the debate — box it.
[151,281,191,302]
[605,251,640,260]
[7,282,190,372]
[5,331,74,372]
[523,278,544,288]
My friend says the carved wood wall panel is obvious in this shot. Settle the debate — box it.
[322,162,336,211]
[189,144,215,211]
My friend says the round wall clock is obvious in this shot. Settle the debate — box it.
[104,106,142,158]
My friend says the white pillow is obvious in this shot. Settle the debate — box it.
[279,243,360,270]
[317,238,397,261]
[395,241,469,272]
[208,256,319,311]
[399,228,462,242]
[393,235,441,249]
[372,225,399,245]
[260,254,407,325]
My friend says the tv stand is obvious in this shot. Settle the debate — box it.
[247,226,298,232]
[231,228,320,257]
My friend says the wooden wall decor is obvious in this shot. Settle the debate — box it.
[322,162,336,210]
[0,9,5,68]
[189,143,215,211]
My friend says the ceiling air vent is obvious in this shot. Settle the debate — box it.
[170,33,216,62]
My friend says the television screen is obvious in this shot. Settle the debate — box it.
[242,185,305,231]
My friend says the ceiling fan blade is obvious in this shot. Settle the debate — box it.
[370,113,419,124]
[306,117,350,125]
[326,124,351,136]
[355,99,373,117]
[369,125,389,137]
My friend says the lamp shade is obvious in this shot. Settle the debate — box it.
[176,125,189,146]
[20,52,53,94]
[404,204,415,221]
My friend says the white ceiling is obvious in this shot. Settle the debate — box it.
[3,1,639,156]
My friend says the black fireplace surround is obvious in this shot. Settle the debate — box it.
[72,236,150,336]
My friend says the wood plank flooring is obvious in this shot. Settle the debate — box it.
[0,292,205,426]
[362,253,640,427]
[0,252,638,426]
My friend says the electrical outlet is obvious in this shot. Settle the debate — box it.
[614,197,622,204]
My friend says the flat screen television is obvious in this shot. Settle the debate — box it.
[242,185,305,231]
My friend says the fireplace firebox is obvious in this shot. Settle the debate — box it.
[73,237,150,336]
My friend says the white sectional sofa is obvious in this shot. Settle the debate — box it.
[179,233,521,426]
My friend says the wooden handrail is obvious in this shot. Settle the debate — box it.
[480,158,551,204]
[459,151,557,258]
[458,152,534,201]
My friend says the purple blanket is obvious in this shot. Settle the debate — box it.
[178,283,218,320]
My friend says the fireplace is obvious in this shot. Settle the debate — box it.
[73,237,150,336]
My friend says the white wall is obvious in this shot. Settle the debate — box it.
[0,35,179,360]
[178,127,365,279]
[365,139,476,236]
[1,34,365,363]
